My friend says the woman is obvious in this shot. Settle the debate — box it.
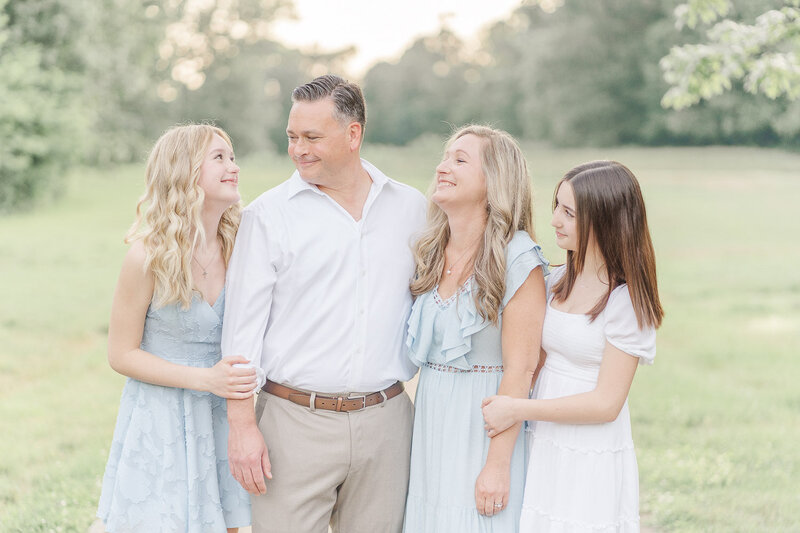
[482,160,664,532]
[403,125,548,532]
[97,125,254,532]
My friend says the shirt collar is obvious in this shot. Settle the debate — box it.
[286,158,389,200]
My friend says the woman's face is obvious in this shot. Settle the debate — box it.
[431,133,487,212]
[551,181,578,251]
[197,134,240,209]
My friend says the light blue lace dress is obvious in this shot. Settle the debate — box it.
[97,289,251,532]
[403,232,548,533]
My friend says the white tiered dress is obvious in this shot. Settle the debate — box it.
[521,265,656,532]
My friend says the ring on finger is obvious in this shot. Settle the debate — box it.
[493,502,503,509]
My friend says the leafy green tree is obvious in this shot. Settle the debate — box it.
[661,0,800,109]
[0,0,82,211]
[363,28,476,145]
[78,0,297,163]
[498,0,674,146]
[359,0,799,148]
[1,0,334,211]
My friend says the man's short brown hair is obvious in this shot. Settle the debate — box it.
[292,75,366,135]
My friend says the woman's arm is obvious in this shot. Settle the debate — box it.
[474,268,546,516]
[482,342,638,435]
[107,242,256,398]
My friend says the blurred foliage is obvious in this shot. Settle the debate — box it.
[0,0,344,211]
[0,0,83,211]
[362,0,800,148]
[3,0,800,211]
[662,0,800,109]
[364,29,477,144]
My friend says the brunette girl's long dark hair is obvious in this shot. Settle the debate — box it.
[551,161,663,329]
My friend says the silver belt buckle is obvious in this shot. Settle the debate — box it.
[347,393,368,412]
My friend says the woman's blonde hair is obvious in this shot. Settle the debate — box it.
[126,124,241,308]
[411,125,534,324]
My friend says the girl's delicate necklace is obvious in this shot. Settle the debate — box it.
[192,251,217,279]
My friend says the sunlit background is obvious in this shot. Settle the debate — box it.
[2,0,799,531]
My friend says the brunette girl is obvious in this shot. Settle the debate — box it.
[482,160,663,532]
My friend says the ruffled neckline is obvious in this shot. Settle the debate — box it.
[406,279,488,370]
[406,231,549,371]
[432,276,473,309]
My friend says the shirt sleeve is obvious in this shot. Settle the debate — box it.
[604,285,656,365]
[221,209,278,387]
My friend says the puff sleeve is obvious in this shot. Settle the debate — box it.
[501,231,549,308]
[604,285,656,365]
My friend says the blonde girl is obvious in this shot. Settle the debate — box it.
[97,124,254,532]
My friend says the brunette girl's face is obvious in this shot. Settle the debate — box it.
[551,181,578,251]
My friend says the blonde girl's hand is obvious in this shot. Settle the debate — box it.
[481,395,518,437]
[204,356,258,399]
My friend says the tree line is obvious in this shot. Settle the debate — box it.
[364,0,800,146]
[2,0,798,211]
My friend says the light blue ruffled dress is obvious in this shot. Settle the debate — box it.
[97,289,251,533]
[404,232,548,533]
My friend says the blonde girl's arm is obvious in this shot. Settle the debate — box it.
[106,241,256,399]
[474,267,546,515]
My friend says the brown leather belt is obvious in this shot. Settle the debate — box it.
[262,380,404,412]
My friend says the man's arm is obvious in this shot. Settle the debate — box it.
[227,398,271,494]
[222,208,279,493]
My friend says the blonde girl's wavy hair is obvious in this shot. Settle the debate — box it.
[411,125,535,324]
[126,124,242,309]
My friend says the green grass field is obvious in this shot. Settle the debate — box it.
[1,142,799,532]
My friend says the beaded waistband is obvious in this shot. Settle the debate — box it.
[424,362,504,373]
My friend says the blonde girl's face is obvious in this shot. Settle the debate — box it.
[551,181,578,251]
[197,134,240,208]
[431,133,487,212]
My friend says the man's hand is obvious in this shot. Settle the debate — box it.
[228,420,272,494]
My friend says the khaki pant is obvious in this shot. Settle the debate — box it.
[252,388,414,533]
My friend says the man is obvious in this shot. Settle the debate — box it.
[221,74,426,533]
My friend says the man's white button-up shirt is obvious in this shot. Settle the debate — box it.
[221,159,427,393]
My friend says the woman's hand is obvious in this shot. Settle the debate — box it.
[203,356,258,399]
[474,461,510,516]
[481,395,518,437]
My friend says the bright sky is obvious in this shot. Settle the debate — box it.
[270,0,525,77]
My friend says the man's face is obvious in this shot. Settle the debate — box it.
[286,98,356,185]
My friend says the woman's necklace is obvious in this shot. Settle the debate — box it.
[192,251,217,279]
[445,238,481,275]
